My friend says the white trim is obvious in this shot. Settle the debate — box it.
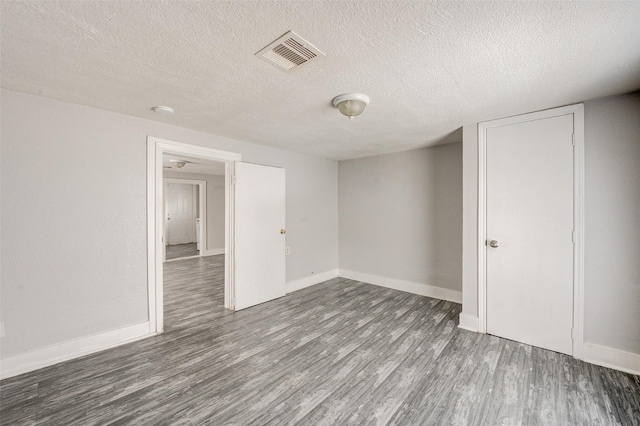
[164,255,201,263]
[477,120,487,333]
[477,104,585,358]
[286,270,339,293]
[582,343,640,376]
[203,248,225,256]
[147,141,158,333]
[147,136,241,333]
[339,270,462,303]
[458,313,479,332]
[0,322,152,380]
[572,106,585,360]
[192,184,197,242]
[225,161,237,310]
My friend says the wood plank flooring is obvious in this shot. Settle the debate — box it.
[1,255,639,425]
[165,243,199,261]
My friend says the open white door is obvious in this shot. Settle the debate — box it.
[234,162,286,310]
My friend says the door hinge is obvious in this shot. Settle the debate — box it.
[572,230,575,243]
[572,133,576,146]
[231,176,238,185]
[571,327,574,340]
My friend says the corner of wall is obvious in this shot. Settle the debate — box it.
[458,313,479,332]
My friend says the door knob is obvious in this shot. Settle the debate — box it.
[489,240,499,248]
[280,229,286,234]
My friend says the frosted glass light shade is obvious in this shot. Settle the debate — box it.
[152,105,174,115]
[332,93,370,120]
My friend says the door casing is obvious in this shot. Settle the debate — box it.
[477,104,585,359]
[147,136,241,334]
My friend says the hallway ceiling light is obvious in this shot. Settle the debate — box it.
[332,93,370,120]
[169,159,189,168]
[152,105,174,115]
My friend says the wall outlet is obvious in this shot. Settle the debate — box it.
[0,322,5,338]
[285,247,291,255]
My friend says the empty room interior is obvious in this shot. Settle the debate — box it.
[1,1,639,425]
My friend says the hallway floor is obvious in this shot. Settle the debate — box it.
[165,242,198,261]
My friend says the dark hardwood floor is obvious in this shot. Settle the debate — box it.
[1,255,639,425]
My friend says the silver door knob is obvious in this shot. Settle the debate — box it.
[489,240,499,248]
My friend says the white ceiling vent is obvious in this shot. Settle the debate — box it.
[256,30,325,72]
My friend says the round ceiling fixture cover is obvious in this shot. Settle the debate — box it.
[152,105,174,115]
[332,93,370,120]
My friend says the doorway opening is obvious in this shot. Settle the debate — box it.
[163,179,206,262]
[147,136,241,333]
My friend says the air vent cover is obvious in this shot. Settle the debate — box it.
[256,30,325,72]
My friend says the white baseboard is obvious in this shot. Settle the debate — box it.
[286,269,339,293]
[582,342,640,376]
[458,313,479,332]
[338,269,462,304]
[0,321,153,380]
[203,248,224,256]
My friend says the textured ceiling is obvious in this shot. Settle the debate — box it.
[2,1,639,160]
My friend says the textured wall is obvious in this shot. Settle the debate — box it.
[163,171,225,251]
[339,144,463,292]
[0,89,338,358]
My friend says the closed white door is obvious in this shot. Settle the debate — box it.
[167,183,195,245]
[234,162,286,310]
[486,114,574,355]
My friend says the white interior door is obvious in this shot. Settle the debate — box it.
[486,114,574,355]
[167,183,195,245]
[234,162,286,310]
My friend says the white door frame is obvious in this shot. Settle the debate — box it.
[163,178,207,262]
[477,104,585,359]
[147,136,241,334]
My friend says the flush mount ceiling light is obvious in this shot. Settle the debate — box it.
[332,93,370,120]
[152,105,174,115]
[169,159,190,168]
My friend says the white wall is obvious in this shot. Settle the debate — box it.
[461,124,479,319]
[460,92,640,358]
[339,144,463,298]
[583,92,640,355]
[0,89,338,359]
[164,171,225,252]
